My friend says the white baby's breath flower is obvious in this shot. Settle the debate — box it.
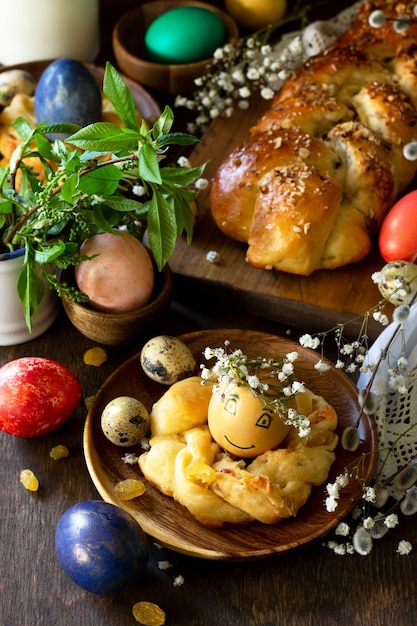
[325,496,338,512]
[385,513,399,528]
[246,67,260,80]
[397,540,412,555]
[314,359,331,372]
[335,522,350,536]
[326,482,340,498]
[238,86,251,99]
[206,250,220,264]
[363,486,376,503]
[177,156,191,168]
[132,183,146,197]
[299,334,320,349]
[260,87,275,100]
[291,381,305,394]
[195,177,209,190]
[363,516,375,530]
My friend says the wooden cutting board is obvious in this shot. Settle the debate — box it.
[169,96,393,341]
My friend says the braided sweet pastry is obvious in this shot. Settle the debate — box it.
[210,0,417,275]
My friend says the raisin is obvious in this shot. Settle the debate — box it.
[132,601,166,625]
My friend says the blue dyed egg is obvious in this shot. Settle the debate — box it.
[34,58,102,134]
[145,7,226,64]
[55,500,149,594]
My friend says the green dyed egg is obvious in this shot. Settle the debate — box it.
[144,7,226,64]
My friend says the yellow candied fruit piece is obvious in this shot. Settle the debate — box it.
[185,460,216,486]
[83,346,107,366]
[115,478,146,501]
[50,444,69,460]
[20,469,39,492]
[132,601,166,625]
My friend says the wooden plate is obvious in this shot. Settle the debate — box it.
[84,329,377,561]
[0,60,161,121]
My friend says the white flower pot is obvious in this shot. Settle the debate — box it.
[0,250,59,346]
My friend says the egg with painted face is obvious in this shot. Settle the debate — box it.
[207,383,291,458]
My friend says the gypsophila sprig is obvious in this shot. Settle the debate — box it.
[175,1,320,133]
[298,255,417,555]
[0,62,207,331]
[201,341,311,437]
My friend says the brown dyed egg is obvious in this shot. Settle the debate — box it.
[207,383,291,458]
[75,231,154,313]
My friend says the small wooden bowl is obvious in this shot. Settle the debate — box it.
[112,1,239,96]
[61,263,173,346]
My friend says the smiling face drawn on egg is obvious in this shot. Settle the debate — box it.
[207,383,291,458]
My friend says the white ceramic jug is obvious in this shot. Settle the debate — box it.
[0,0,100,66]
[0,251,59,345]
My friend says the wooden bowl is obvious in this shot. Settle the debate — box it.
[112,1,239,96]
[61,262,173,346]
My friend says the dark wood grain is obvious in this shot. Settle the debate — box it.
[84,329,377,560]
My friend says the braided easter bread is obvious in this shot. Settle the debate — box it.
[210,0,417,275]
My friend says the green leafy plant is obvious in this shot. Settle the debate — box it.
[0,62,206,331]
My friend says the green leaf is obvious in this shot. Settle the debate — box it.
[12,116,35,141]
[34,133,58,162]
[139,144,162,184]
[103,62,141,131]
[16,245,45,331]
[102,195,144,212]
[91,204,121,231]
[146,192,177,270]
[67,122,140,152]
[172,193,194,244]
[152,106,174,139]
[0,197,13,214]
[38,122,82,136]
[156,132,200,148]
[161,163,207,186]
[60,173,79,204]
[33,240,66,264]
[78,165,123,196]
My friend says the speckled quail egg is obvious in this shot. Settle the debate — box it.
[376,261,417,306]
[101,396,150,447]
[140,335,197,385]
[0,69,36,106]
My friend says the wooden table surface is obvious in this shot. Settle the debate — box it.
[2,1,416,625]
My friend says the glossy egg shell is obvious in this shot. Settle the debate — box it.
[144,7,226,64]
[379,190,417,262]
[34,58,102,135]
[0,357,81,437]
[55,500,149,594]
[208,383,291,458]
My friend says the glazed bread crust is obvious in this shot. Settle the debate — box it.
[210,0,417,274]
